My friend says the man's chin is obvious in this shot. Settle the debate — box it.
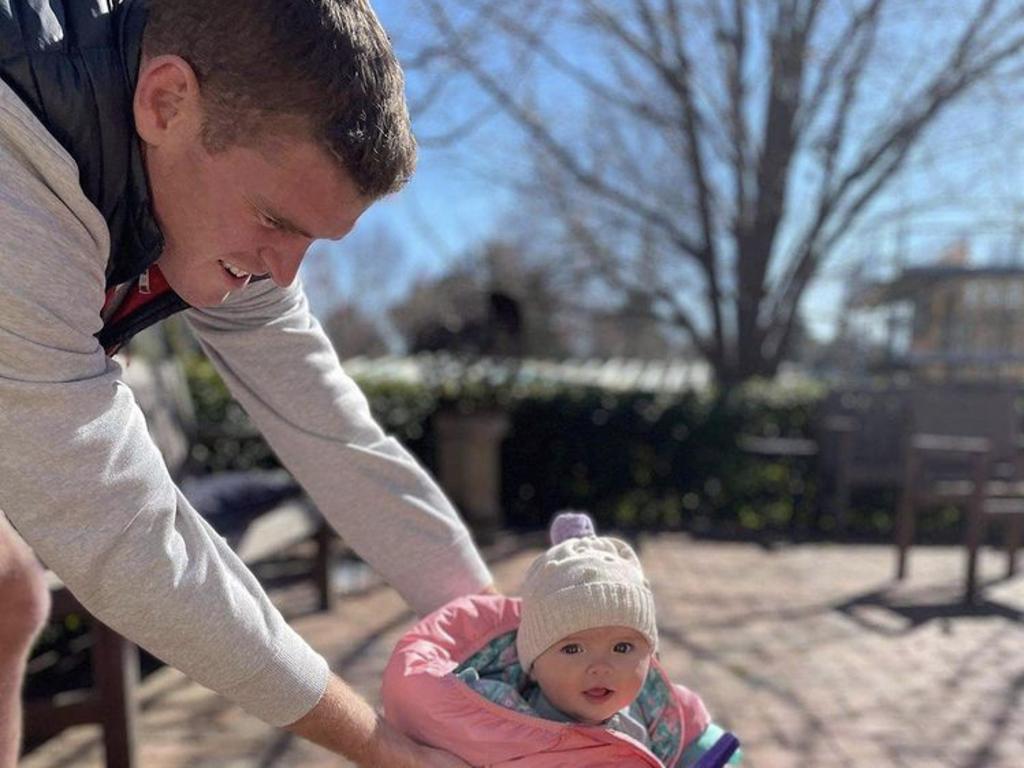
[161,273,229,308]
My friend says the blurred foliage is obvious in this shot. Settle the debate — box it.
[502,380,814,537]
[179,355,971,543]
[183,351,280,473]
[22,613,92,700]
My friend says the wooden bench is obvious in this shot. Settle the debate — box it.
[23,354,336,767]
[816,386,911,532]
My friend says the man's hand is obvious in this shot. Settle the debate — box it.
[285,674,469,767]
[416,745,472,767]
[373,724,470,767]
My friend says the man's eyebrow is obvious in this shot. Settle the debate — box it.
[250,194,315,238]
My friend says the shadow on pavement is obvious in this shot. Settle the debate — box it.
[834,579,1024,636]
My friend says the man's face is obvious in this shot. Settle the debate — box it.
[145,128,371,308]
[530,626,652,725]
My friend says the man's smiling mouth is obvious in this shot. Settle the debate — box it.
[220,259,252,279]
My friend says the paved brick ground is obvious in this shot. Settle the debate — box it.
[22,536,1024,767]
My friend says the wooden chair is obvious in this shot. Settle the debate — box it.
[24,581,140,767]
[893,381,1024,602]
[23,355,336,767]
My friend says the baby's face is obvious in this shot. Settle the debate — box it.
[531,626,652,725]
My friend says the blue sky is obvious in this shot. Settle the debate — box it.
[300,0,509,318]
[301,0,1024,345]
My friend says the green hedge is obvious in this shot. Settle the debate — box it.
[181,355,967,542]
[499,381,819,536]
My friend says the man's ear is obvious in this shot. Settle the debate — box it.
[133,55,202,146]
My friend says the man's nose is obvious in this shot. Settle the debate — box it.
[259,245,307,288]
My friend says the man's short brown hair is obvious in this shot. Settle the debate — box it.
[143,0,416,198]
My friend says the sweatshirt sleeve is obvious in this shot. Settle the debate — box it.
[184,278,493,616]
[0,86,327,726]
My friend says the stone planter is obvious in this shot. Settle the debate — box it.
[434,409,510,546]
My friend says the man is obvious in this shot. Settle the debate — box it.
[0,1,490,765]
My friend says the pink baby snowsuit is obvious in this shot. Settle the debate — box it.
[382,594,734,767]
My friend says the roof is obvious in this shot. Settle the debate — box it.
[851,264,1024,307]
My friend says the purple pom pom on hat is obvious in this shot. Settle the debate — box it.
[549,510,596,545]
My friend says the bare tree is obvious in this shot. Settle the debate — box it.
[402,0,1024,387]
[389,239,576,358]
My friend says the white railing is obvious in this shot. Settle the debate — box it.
[341,353,714,394]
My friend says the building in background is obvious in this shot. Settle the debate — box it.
[847,259,1024,380]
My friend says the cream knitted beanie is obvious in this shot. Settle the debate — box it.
[516,512,658,672]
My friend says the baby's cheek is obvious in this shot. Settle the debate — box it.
[629,659,652,691]
[626,675,645,700]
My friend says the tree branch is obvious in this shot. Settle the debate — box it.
[765,0,1024,366]
[420,0,711,261]
[585,0,727,361]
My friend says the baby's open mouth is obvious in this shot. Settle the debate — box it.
[583,687,614,702]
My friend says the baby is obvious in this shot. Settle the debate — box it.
[381,510,740,767]
[516,512,740,765]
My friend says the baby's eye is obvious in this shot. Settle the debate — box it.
[257,211,283,230]
[613,642,634,653]
[560,643,583,655]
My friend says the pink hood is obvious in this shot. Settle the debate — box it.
[381,594,709,767]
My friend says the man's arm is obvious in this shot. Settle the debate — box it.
[0,81,379,733]
[186,279,494,616]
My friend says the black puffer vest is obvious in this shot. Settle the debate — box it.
[0,0,187,352]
